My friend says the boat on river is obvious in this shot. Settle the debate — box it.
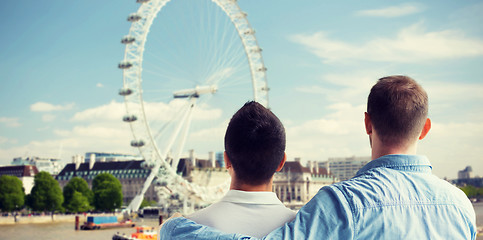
[80,216,135,230]
[112,226,157,240]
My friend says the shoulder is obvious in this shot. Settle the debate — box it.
[187,201,225,226]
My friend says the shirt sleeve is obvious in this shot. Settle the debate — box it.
[159,217,257,240]
[263,186,354,239]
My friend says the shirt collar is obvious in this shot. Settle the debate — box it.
[356,154,432,177]
[221,190,284,205]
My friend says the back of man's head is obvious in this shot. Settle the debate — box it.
[224,101,286,186]
[367,75,428,147]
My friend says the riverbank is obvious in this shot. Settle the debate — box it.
[0,213,122,225]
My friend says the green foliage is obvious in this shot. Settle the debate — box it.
[140,199,157,209]
[66,191,90,213]
[63,177,93,212]
[459,185,483,199]
[92,173,123,212]
[0,175,25,212]
[27,171,63,212]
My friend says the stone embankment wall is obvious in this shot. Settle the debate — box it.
[0,214,122,225]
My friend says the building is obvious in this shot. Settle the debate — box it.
[273,159,337,209]
[458,166,473,180]
[0,165,39,194]
[84,152,143,163]
[215,152,225,168]
[57,151,229,207]
[11,156,63,176]
[321,156,370,181]
[452,166,483,187]
[176,150,229,187]
[56,155,157,204]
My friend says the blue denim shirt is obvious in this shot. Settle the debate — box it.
[160,155,477,239]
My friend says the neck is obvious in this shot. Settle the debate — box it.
[371,136,418,160]
[230,177,273,192]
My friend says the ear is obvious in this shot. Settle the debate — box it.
[364,112,372,135]
[223,151,231,169]
[419,118,431,140]
[276,153,287,172]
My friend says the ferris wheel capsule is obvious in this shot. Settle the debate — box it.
[130,140,145,147]
[234,12,247,19]
[243,29,255,35]
[118,88,133,96]
[123,115,138,122]
[121,36,136,44]
[127,13,142,22]
[118,61,133,69]
[141,161,155,169]
[154,179,168,187]
[136,0,150,3]
[250,47,262,53]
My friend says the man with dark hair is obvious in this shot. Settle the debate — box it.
[187,101,296,238]
[160,76,476,239]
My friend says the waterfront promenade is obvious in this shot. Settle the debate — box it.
[0,213,122,225]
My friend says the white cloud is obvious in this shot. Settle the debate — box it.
[290,22,483,63]
[96,83,104,88]
[42,114,56,122]
[0,117,21,127]
[1,99,226,166]
[30,102,75,112]
[285,103,369,162]
[71,100,222,124]
[296,71,384,105]
[420,121,483,178]
[54,129,71,137]
[356,3,423,17]
[0,136,16,145]
[71,100,124,122]
[425,81,483,103]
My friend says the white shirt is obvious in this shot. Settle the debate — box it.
[187,190,296,238]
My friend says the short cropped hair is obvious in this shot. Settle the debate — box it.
[224,101,286,186]
[367,75,428,147]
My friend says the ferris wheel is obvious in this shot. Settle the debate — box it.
[119,0,269,213]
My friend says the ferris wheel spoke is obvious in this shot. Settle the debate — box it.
[151,100,191,141]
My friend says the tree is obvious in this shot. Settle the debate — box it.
[460,185,478,198]
[66,191,90,213]
[92,173,122,212]
[63,177,93,212]
[27,171,63,212]
[140,199,157,209]
[0,175,25,212]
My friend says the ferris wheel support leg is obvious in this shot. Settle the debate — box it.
[127,98,197,213]
[171,98,197,171]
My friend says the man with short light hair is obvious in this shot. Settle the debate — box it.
[160,76,477,239]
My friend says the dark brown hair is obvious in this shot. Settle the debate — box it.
[224,101,286,185]
[367,75,428,147]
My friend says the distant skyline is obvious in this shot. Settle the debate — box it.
[1,0,482,179]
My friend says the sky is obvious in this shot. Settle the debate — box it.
[0,0,482,179]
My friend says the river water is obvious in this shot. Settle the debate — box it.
[0,218,159,240]
[1,203,483,240]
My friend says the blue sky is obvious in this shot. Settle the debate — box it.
[0,0,482,179]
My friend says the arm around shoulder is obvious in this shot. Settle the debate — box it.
[159,217,256,240]
[264,186,354,240]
